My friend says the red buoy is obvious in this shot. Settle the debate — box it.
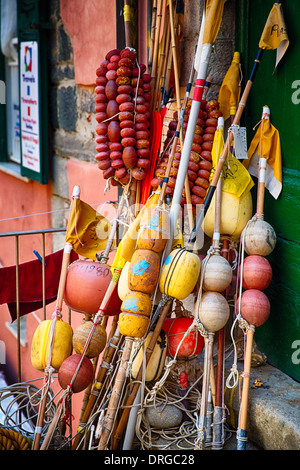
[64,259,121,316]
[162,317,204,358]
[58,354,94,393]
[238,289,270,327]
[242,255,272,290]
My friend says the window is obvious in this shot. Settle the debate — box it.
[0,0,49,184]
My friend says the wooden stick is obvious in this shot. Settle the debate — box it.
[98,337,134,449]
[111,297,173,449]
[71,321,122,449]
[151,0,163,111]
[237,326,255,450]
[33,185,80,450]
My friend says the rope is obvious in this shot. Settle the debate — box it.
[0,427,32,450]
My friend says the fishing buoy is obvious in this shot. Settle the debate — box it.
[162,317,204,358]
[237,289,270,327]
[159,249,201,300]
[118,312,149,338]
[31,319,73,372]
[58,354,94,393]
[121,291,152,317]
[131,331,167,382]
[242,218,276,256]
[64,259,121,316]
[203,191,253,240]
[241,255,272,290]
[196,292,230,332]
[146,403,183,429]
[202,254,232,292]
[72,319,107,358]
[128,249,161,294]
[137,206,170,253]
[118,261,131,301]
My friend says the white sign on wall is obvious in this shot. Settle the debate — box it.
[20,41,40,173]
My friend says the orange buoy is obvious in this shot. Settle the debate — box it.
[128,249,160,294]
[162,317,204,358]
[64,259,121,316]
[238,289,270,327]
[58,354,94,393]
[241,255,272,290]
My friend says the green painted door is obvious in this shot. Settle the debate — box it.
[236,1,300,381]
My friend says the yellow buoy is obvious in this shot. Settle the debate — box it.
[72,320,107,358]
[121,291,152,317]
[131,331,167,382]
[203,190,253,239]
[118,312,149,338]
[31,319,73,372]
[159,248,201,300]
[196,291,230,332]
[202,254,232,292]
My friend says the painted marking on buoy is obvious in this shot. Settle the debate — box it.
[122,297,139,311]
[131,259,149,275]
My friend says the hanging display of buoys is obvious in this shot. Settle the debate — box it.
[202,253,232,293]
[58,354,94,393]
[203,191,253,240]
[64,259,122,316]
[196,291,230,333]
[162,317,204,358]
[130,330,167,382]
[159,248,201,300]
[31,319,73,372]
[72,318,107,358]
[242,218,276,257]
[241,255,272,290]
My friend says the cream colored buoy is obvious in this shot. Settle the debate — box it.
[117,261,131,301]
[203,190,253,240]
[242,218,276,256]
[159,248,201,300]
[196,291,230,332]
[202,254,232,292]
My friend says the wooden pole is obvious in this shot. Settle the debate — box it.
[111,297,173,449]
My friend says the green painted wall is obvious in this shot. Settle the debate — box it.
[236,1,300,381]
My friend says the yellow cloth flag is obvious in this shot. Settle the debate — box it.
[259,3,289,68]
[218,51,241,121]
[66,198,112,260]
[211,121,254,199]
[203,0,225,45]
[243,107,282,199]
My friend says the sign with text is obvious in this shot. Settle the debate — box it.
[20,41,41,174]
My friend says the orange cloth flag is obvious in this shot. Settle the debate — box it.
[244,106,282,199]
[66,197,112,260]
[218,51,241,121]
[259,3,289,68]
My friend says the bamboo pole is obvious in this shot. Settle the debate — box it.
[98,337,134,449]
[111,297,173,449]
